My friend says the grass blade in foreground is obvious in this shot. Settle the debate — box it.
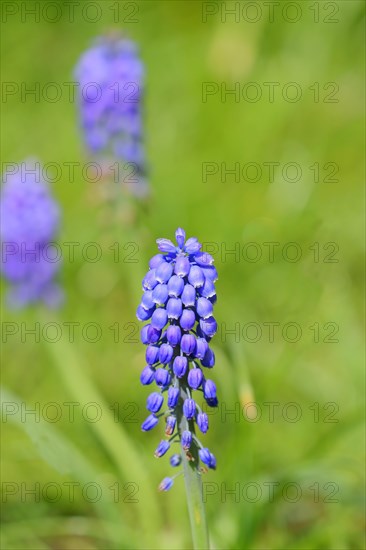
[42,327,161,540]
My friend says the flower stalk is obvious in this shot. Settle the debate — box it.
[178,382,209,549]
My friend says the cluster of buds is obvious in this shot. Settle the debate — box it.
[137,228,218,490]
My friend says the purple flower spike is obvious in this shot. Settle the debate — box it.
[0,160,62,309]
[75,36,148,197]
[74,36,148,196]
[137,229,219,486]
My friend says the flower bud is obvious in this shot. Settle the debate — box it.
[165,416,176,436]
[154,440,170,457]
[173,356,188,378]
[181,430,192,450]
[167,387,179,408]
[147,392,164,413]
[155,368,171,387]
[183,398,196,420]
[188,367,203,389]
[197,412,209,433]
[141,414,158,431]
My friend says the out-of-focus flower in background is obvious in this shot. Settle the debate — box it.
[0,159,63,309]
[74,35,148,198]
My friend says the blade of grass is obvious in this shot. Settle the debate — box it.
[41,334,161,539]
[1,386,129,548]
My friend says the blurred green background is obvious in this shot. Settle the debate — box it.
[1,1,365,549]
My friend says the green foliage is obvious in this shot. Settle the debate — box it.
[1,1,364,548]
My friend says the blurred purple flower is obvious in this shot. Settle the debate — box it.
[0,160,63,309]
[74,35,148,197]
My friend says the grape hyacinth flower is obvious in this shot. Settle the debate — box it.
[74,35,148,197]
[0,160,62,309]
[137,228,218,507]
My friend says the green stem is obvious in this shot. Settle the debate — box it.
[178,383,209,550]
